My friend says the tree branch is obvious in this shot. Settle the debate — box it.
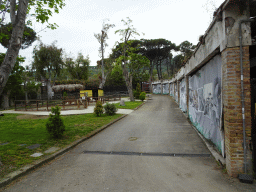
[10,0,16,24]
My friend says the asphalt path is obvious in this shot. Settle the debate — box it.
[2,95,256,191]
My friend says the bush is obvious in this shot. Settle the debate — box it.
[94,100,103,117]
[104,102,118,116]
[139,92,146,101]
[133,83,141,99]
[46,106,65,139]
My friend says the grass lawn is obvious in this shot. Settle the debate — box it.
[113,101,144,109]
[0,113,122,179]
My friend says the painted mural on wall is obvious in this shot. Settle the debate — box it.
[179,78,187,112]
[189,55,224,154]
[174,83,178,102]
[163,83,169,95]
[170,83,174,97]
[153,84,161,94]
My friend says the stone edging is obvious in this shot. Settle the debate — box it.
[0,114,128,189]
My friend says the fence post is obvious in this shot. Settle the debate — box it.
[47,100,48,111]
[37,101,38,111]
[25,101,27,111]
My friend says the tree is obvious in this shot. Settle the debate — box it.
[0,0,65,96]
[0,22,37,49]
[94,20,115,89]
[140,39,178,91]
[0,53,25,109]
[65,53,90,80]
[115,17,141,101]
[178,40,196,62]
[32,42,64,100]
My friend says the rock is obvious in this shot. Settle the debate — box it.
[27,144,41,150]
[30,153,43,157]
[44,147,60,154]
[120,100,125,106]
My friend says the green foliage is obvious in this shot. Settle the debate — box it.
[63,91,67,99]
[32,42,64,81]
[65,53,90,80]
[46,106,65,139]
[133,83,141,99]
[104,102,118,116]
[105,64,125,86]
[0,23,37,49]
[139,92,146,101]
[94,101,104,117]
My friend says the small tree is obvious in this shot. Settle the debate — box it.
[139,92,146,101]
[94,101,104,117]
[46,106,65,139]
[133,83,141,99]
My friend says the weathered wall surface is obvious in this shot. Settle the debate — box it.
[152,84,161,94]
[179,78,187,112]
[188,55,223,153]
[163,83,169,95]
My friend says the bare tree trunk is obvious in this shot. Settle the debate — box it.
[0,0,29,96]
[122,65,134,101]
[99,31,105,89]
[46,79,53,100]
[2,90,11,109]
[149,60,153,93]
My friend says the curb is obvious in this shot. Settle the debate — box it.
[134,100,146,110]
[0,114,128,189]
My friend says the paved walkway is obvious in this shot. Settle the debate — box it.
[1,98,135,116]
[2,95,256,191]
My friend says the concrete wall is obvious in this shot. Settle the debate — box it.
[152,0,253,177]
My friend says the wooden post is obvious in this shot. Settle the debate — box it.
[25,101,27,111]
[37,100,38,111]
[47,100,48,111]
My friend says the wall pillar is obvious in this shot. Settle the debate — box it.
[185,75,189,115]
[177,81,180,104]
[222,46,252,177]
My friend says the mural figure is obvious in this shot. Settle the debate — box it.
[179,79,187,112]
[163,84,169,95]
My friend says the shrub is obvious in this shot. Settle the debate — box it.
[133,83,141,99]
[94,100,103,117]
[139,92,146,101]
[104,102,118,116]
[63,91,67,99]
[46,106,65,139]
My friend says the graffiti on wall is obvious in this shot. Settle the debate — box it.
[188,55,224,154]
[153,84,161,94]
[174,83,178,102]
[179,78,187,112]
[163,83,169,95]
[170,83,174,97]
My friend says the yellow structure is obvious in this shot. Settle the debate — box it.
[80,90,104,98]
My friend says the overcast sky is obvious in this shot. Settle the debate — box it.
[0,0,225,67]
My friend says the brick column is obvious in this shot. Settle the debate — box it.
[222,46,252,177]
